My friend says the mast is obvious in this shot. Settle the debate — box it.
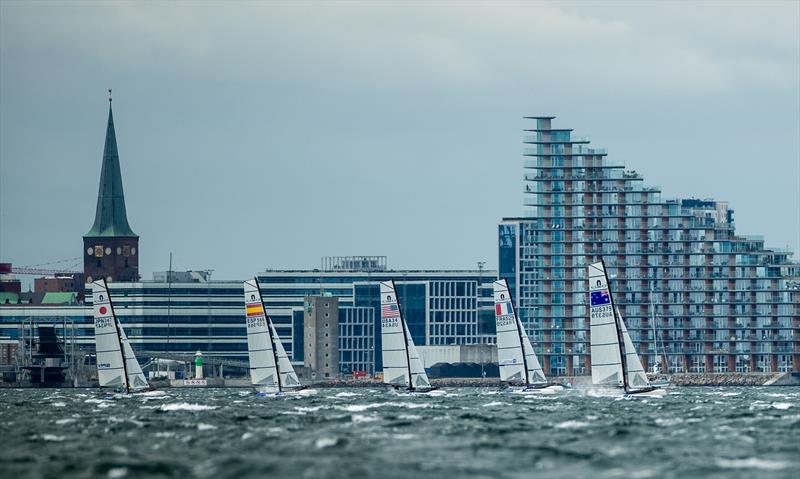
[602,260,629,392]
[613,310,630,393]
[650,294,657,373]
[104,278,130,393]
[505,279,530,387]
[394,280,414,390]
[254,279,281,392]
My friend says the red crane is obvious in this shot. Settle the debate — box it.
[0,260,82,276]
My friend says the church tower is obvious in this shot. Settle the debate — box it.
[83,93,139,283]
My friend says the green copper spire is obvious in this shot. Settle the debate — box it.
[85,94,137,238]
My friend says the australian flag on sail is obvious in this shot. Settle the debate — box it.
[590,289,611,306]
[495,301,513,316]
[381,304,399,318]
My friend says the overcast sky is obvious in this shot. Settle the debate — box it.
[1,1,798,281]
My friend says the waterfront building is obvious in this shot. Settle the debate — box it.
[0,262,497,375]
[303,296,340,379]
[500,116,800,375]
[337,304,375,375]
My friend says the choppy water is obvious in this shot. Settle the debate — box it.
[0,387,798,479]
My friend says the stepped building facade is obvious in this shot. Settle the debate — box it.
[500,116,800,375]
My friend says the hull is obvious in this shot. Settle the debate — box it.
[648,378,671,388]
[390,387,445,397]
[506,384,563,395]
[255,387,317,397]
[624,387,666,398]
[102,389,165,400]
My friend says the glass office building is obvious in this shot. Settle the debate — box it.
[500,116,800,376]
[0,267,497,374]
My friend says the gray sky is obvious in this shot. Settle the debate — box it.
[1,1,798,281]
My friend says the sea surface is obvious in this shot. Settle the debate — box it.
[0,387,798,479]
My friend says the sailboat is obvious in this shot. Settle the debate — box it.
[588,261,665,397]
[379,280,439,395]
[493,279,563,394]
[92,279,154,395]
[244,279,312,397]
[647,296,671,388]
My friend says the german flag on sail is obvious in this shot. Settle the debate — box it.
[246,303,264,317]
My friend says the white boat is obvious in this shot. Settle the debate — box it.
[92,279,152,395]
[244,279,313,397]
[588,261,665,398]
[493,279,563,395]
[379,280,437,394]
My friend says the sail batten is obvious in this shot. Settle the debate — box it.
[493,279,547,386]
[589,261,624,387]
[92,280,149,391]
[243,279,301,393]
[588,261,652,391]
[380,281,431,390]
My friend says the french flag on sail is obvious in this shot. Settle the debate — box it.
[495,301,513,316]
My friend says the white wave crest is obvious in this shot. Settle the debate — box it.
[716,458,789,471]
[160,403,217,412]
[554,420,589,429]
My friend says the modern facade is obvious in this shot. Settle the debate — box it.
[338,305,375,375]
[500,116,800,376]
[0,263,497,375]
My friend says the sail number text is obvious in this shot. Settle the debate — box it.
[247,317,267,328]
[382,317,399,328]
[94,317,113,329]
[592,305,613,317]
[496,316,515,327]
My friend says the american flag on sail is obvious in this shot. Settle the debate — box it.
[381,304,399,318]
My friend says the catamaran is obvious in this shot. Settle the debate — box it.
[244,278,312,397]
[92,279,154,395]
[379,280,439,395]
[588,261,665,397]
[493,279,563,394]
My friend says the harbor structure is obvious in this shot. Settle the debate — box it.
[500,116,800,376]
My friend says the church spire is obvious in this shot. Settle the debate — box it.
[85,91,137,238]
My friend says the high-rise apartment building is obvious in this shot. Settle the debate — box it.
[500,116,800,376]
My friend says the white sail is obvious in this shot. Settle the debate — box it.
[493,279,546,385]
[244,279,279,392]
[271,322,302,388]
[92,280,149,391]
[405,324,431,389]
[92,281,126,388]
[588,261,624,387]
[118,319,149,390]
[618,308,651,389]
[380,281,430,389]
[520,332,547,385]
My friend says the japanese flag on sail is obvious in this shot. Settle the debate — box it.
[495,301,513,316]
